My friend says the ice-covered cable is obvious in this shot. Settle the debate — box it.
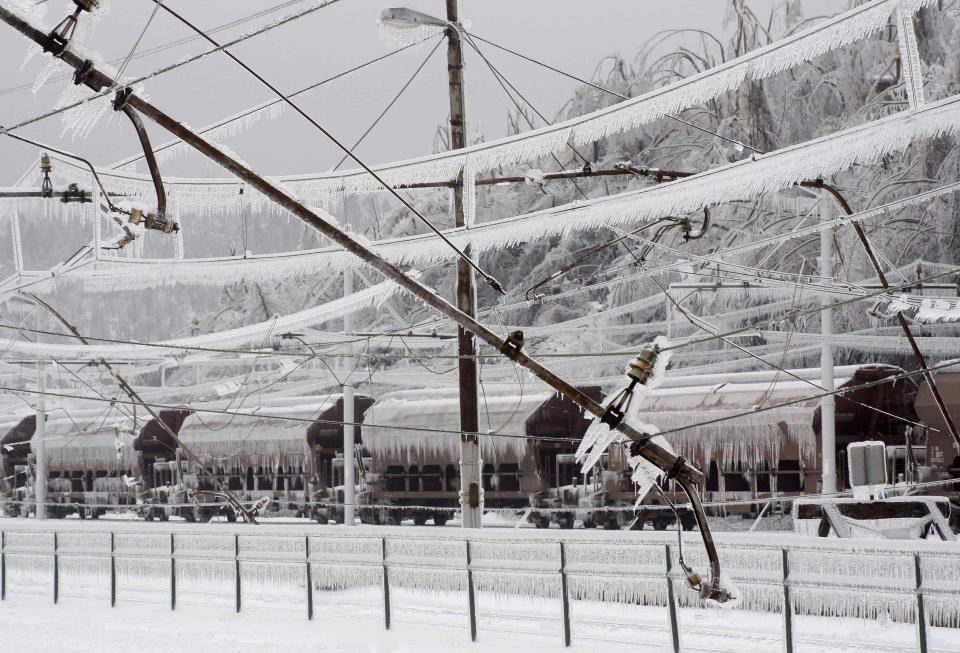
[39,96,960,291]
[43,0,929,201]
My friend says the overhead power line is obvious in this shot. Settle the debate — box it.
[3,358,958,444]
[332,38,444,171]
[464,30,762,154]
[111,36,438,169]
[149,0,506,296]
[0,0,344,137]
[0,0,315,98]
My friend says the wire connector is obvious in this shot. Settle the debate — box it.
[499,330,525,359]
[112,87,133,112]
[128,207,179,233]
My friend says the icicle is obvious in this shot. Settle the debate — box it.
[895,0,926,109]
[576,335,672,473]
[463,166,477,227]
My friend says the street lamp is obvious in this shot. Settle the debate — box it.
[378,7,448,29]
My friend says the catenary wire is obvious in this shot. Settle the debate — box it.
[0,0,344,137]
[2,359,959,447]
[332,38,443,171]
[148,0,505,295]
[464,30,762,154]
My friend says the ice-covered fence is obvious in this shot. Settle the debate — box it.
[0,524,958,651]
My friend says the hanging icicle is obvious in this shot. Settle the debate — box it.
[895,0,926,109]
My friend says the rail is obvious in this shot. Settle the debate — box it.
[0,523,957,651]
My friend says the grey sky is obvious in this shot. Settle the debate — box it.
[0,0,819,185]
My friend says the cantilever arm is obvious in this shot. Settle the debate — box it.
[116,100,166,219]
[800,179,960,450]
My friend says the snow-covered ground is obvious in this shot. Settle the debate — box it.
[1,588,953,652]
[0,519,958,652]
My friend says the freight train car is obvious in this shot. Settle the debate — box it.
[914,368,960,528]
[0,409,137,518]
[608,364,922,522]
[2,363,948,529]
[357,386,604,527]
[132,394,373,522]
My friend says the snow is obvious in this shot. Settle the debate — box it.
[0,520,958,652]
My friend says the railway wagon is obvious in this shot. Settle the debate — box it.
[601,364,922,524]
[0,415,34,517]
[914,368,960,528]
[358,386,604,527]
[133,394,373,522]
[1,410,137,518]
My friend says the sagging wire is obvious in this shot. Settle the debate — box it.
[112,36,441,169]
[18,292,259,524]
[149,0,506,296]
[522,217,690,301]
[458,29,590,200]
[463,30,762,155]
[332,38,443,171]
[802,179,960,449]
[648,271,931,434]
[0,0,345,137]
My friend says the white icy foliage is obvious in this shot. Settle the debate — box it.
[0,279,399,360]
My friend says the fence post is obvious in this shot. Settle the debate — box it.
[305,535,313,621]
[381,536,391,630]
[110,531,116,607]
[665,544,681,653]
[782,548,793,653]
[915,554,928,653]
[1,529,5,601]
[52,531,58,604]
[170,533,176,611]
[466,539,477,642]
[559,541,572,647]
[234,533,242,613]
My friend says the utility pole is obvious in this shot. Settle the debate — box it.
[445,0,482,529]
[819,196,837,494]
[342,261,356,527]
[35,362,47,520]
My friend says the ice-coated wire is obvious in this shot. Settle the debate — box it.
[110,36,440,169]
[332,38,443,171]
[3,357,959,446]
[463,29,761,154]
[0,0,344,137]
[148,0,506,295]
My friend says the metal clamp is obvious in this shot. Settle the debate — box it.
[112,87,133,112]
[665,455,687,480]
[72,59,95,87]
[600,404,625,429]
[499,330,524,359]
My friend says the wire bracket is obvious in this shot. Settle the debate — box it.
[112,87,133,112]
[72,59,95,87]
[499,330,525,359]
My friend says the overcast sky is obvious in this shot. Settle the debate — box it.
[0,0,843,185]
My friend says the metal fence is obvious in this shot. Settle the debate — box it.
[0,523,958,652]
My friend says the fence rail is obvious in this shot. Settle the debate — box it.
[0,522,957,652]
